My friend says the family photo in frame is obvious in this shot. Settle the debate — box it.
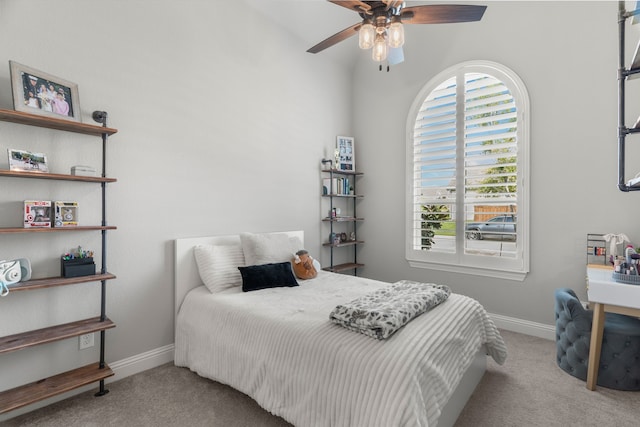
[9,60,81,122]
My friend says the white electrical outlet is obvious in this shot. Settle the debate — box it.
[79,333,94,350]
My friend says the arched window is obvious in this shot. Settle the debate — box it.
[405,61,530,280]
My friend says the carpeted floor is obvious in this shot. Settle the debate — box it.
[2,330,639,426]
[455,330,640,427]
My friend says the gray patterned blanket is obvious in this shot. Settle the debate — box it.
[329,280,451,340]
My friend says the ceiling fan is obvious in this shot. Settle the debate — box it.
[307,1,487,69]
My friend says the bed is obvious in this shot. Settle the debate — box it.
[174,231,506,427]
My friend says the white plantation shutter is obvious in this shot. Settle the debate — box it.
[411,77,457,253]
[406,61,529,280]
[464,72,518,254]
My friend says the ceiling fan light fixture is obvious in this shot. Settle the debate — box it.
[308,2,488,69]
[372,33,388,62]
[359,21,375,49]
[388,20,404,49]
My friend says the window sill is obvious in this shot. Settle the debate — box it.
[407,259,528,281]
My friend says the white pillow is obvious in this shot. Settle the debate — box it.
[194,244,245,293]
[240,232,303,266]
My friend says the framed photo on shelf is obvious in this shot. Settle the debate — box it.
[8,148,49,172]
[9,60,81,122]
[336,136,355,171]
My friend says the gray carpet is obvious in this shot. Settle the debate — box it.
[455,330,639,427]
[2,330,639,426]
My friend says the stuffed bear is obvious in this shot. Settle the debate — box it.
[292,249,317,280]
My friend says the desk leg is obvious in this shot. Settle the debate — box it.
[586,303,605,391]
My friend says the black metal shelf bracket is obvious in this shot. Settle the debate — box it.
[616,2,640,191]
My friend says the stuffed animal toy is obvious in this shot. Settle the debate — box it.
[292,249,317,280]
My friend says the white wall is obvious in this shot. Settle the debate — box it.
[0,0,352,405]
[353,1,640,326]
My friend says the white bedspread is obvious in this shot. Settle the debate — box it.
[174,271,506,427]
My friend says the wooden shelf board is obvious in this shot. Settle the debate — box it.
[0,362,113,414]
[321,169,364,176]
[0,317,115,354]
[0,108,117,136]
[322,240,364,248]
[587,264,614,270]
[322,194,364,198]
[322,263,364,273]
[0,226,116,234]
[0,169,116,183]
[5,272,116,292]
[322,217,364,223]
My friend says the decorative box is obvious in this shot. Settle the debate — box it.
[24,200,52,228]
[54,201,78,227]
[70,165,96,177]
[61,257,95,278]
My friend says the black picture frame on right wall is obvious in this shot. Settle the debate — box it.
[336,135,354,171]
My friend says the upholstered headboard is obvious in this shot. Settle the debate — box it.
[174,231,304,318]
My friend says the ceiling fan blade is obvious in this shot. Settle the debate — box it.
[388,46,404,65]
[307,22,362,54]
[384,0,403,12]
[401,4,487,24]
[328,0,372,13]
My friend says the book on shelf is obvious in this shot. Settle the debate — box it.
[322,177,350,195]
[341,177,349,195]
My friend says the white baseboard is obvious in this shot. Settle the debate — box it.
[108,343,175,382]
[489,312,555,341]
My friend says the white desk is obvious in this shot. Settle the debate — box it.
[585,266,640,390]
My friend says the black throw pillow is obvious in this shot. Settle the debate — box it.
[238,262,299,292]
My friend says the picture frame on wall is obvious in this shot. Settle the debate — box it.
[336,136,355,171]
[9,60,81,122]
[8,148,49,172]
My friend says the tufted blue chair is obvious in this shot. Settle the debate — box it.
[555,288,640,390]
